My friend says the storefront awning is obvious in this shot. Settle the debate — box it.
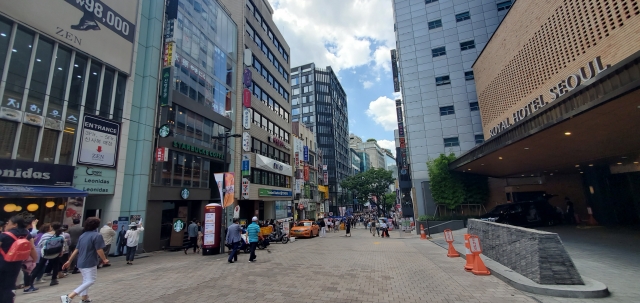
[0,185,88,198]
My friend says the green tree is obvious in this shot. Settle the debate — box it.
[426,153,489,210]
[340,168,395,208]
[383,192,397,212]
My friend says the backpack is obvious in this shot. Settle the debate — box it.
[0,232,32,262]
[41,235,65,259]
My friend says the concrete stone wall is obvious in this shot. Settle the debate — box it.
[467,219,583,285]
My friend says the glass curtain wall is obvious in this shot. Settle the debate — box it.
[0,17,127,164]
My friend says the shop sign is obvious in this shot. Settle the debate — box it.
[241,178,250,199]
[163,42,174,67]
[398,122,404,137]
[164,19,174,40]
[243,49,253,66]
[155,147,169,162]
[294,179,301,194]
[242,132,251,152]
[243,108,251,130]
[269,136,289,149]
[259,188,292,197]
[0,159,73,186]
[78,115,120,168]
[72,165,116,195]
[303,164,309,182]
[243,68,252,88]
[489,57,609,137]
[303,146,309,162]
[159,67,171,106]
[391,49,400,92]
[241,154,251,176]
[323,165,327,171]
[323,172,328,185]
[180,188,190,199]
[243,88,252,108]
[255,154,292,176]
[158,124,171,138]
[304,184,310,198]
[172,141,224,160]
[173,218,185,232]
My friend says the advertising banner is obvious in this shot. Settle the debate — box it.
[391,49,400,92]
[155,147,168,162]
[255,154,292,176]
[202,203,222,252]
[223,173,234,208]
[72,165,116,195]
[0,159,74,186]
[303,164,309,182]
[78,115,120,168]
[62,197,85,226]
[323,171,328,185]
[214,173,224,201]
[0,0,140,74]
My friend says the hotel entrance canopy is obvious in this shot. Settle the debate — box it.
[450,52,640,177]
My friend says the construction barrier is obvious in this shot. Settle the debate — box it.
[469,235,490,275]
[420,224,427,240]
[443,229,460,258]
[463,234,474,272]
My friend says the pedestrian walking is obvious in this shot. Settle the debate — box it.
[380,221,390,238]
[565,197,576,224]
[197,229,203,254]
[319,219,326,237]
[327,220,333,233]
[67,219,83,275]
[375,221,380,237]
[60,217,109,303]
[185,220,198,254]
[124,223,144,265]
[27,221,66,292]
[0,216,38,302]
[226,219,242,263]
[247,217,260,263]
[98,222,115,268]
[345,220,351,237]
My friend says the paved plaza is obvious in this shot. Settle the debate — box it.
[20,227,538,303]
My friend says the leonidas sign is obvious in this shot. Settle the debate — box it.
[489,57,608,137]
[0,0,139,74]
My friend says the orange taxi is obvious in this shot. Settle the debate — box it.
[290,220,319,238]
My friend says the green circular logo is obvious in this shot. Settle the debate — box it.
[180,188,190,199]
[173,219,185,232]
[158,124,171,138]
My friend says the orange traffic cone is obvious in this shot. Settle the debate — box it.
[447,241,460,258]
[420,224,427,240]
[472,254,491,275]
[463,234,474,272]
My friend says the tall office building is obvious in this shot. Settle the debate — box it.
[290,63,350,211]
[391,0,513,216]
[349,134,386,170]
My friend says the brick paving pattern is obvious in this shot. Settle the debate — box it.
[20,227,537,303]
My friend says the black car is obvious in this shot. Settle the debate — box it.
[479,200,563,227]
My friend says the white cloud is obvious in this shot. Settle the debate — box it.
[362,80,373,89]
[366,96,397,131]
[272,0,395,73]
[377,139,396,156]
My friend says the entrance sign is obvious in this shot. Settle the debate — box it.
[78,115,120,168]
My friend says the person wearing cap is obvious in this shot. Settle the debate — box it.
[247,217,261,263]
[124,222,144,265]
[98,222,116,268]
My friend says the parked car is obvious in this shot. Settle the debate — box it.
[290,220,319,238]
[479,200,563,227]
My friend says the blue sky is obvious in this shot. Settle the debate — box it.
[271,0,399,154]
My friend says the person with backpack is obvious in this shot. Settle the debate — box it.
[0,216,38,302]
[26,222,65,292]
[60,217,109,303]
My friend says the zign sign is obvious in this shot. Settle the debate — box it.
[78,115,120,168]
[489,57,609,137]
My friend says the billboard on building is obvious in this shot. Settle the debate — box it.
[0,0,140,74]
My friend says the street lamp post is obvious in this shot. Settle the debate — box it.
[213,133,241,254]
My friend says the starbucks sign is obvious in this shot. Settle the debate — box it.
[173,219,185,232]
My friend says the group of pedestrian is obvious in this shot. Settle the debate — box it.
[184,219,203,255]
[226,216,261,264]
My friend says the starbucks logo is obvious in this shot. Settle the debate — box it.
[158,124,171,138]
[180,188,190,199]
[173,219,185,232]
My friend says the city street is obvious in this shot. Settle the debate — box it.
[20,227,537,303]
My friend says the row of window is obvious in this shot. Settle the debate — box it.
[291,74,312,86]
[292,85,313,95]
[251,168,291,188]
[251,81,290,122]
[252,56,289,101]
[435,70,474,87]
[443,135,485,147]
[291,94,314,106]
[439,102,479,116]
[431,40,475,58]
[173,57,233,117]
[252,109,291,143]
[245,0,289,63]
[425,0,512,12]
[158,150,212,188]
[245,22,288,81]
[166,104,230,151]
[252,138,290,163]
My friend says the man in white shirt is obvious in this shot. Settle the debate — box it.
[99,221,116,267]
[380,221,389,238]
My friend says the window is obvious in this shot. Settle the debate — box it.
[425,0,438,4]
[460,40,475,51]
[293,88,300,95]
[443,137,460,147]
[470,102,479,111]
[465,71,474,80]
[292,77,298,85]
[475,135,484,145]
[428,19,442,30]
[456,12,470,22]
[497,1,512,11]
[439,106,455,116]
[292,108,299,115]
[435,75,451,86]
[432,46,446,58]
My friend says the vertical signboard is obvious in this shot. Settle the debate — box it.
[202,203,222,254]
[323,171,328,185]
[391,49,400,92]
[243,68,252,88]
[303,146,309,162]
[242,132,251,152]
[163,42,174,67]
[242,108,251,130]
[241,154,251,176]
[77,115,120,168]
[155,147,168,162]
[243,88,252,108]
[223,173,235,208]
[304,164,309,182]
[159,67,171,106]
[241,178,250,200]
